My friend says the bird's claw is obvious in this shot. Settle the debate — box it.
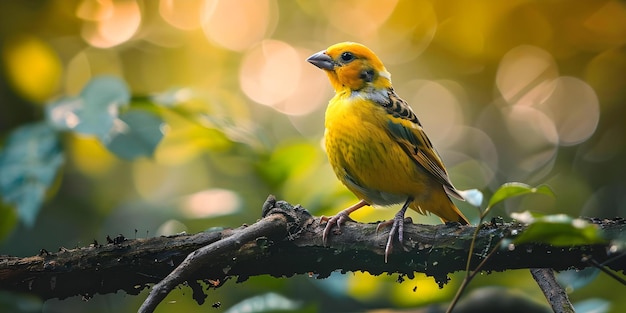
[321,212,354,245]
[378,210,410,263]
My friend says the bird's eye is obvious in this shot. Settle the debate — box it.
[340,52,355,62]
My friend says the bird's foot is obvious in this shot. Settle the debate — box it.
[321,211,354,245]
[320,200,368,245]
[376,205,411,263]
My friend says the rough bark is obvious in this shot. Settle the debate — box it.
[1,196,624,306]
[531,268,575,313]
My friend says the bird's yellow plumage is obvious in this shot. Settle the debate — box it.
[308,42,469,261]
[326,97,424,203]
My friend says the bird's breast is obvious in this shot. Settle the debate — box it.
[324,95,428,205]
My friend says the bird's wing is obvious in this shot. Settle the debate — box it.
[379,88,422,126]
[380,89,464,200]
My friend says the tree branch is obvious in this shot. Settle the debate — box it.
[1,196,624,310]
[138,209,291,312]
[530,268,575,313]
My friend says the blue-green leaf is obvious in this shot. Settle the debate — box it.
[573,298,610,313]
[104,110,164,159]
[44,76,129,139]
[223,292,301,313]
[81,76,130,110]
[0,122,63,227]
[557,268,600,291]
[511,212,606,246]
[45,96,82,130]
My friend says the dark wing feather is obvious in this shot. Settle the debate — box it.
[379,88,422,125]
[378,88,464,200]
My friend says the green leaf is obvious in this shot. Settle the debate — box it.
[104,110,164,159]
[485,182,554,216]
[0,122,64,227]
[511,212,606,246]
[256,142,318,188]
[45,76,129,139]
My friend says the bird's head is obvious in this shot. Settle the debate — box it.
[307,42,392,92]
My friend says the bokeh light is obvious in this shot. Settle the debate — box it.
[159,0,204,31]
[239,40,300,108]
[496,45,559,106]
[2,35,62,103]
[240,41,328,116]
[66,135,117,176]
[402,79,465,145]
[201,0,275,51]
[536,76,599,146]
[76,0,114,21]
[78,0,141,48]
[156,219,187,236]
[179,188,241,219]
[324,0,398,38]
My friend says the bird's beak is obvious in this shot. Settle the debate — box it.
[307,50,334,70]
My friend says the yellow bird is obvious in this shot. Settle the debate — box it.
[307,42,469,261]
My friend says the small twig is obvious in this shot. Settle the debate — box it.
[445,222,483,313]
[138,213,288,313]
[530,268,575,313]
[592,250,626,269]
[446,204,492,313]
[445,236,504,313]
[584,256,626,286]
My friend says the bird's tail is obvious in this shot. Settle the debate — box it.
[410,188,469,225]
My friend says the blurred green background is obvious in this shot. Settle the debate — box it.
[1,0,625,312]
